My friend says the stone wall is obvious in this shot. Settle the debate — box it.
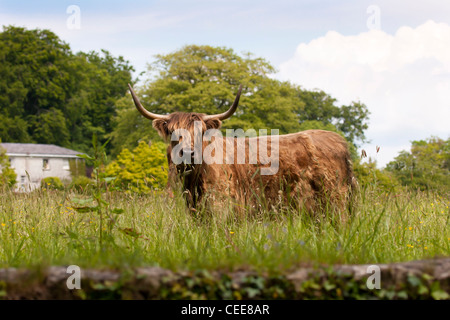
[0,258,449,300]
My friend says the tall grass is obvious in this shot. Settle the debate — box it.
[0,185,448,272]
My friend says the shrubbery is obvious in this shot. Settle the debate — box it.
[385,137,449,192]
[353,159,400,192]
[0,143,16,189]
[353,137,449,194]
[69,175,94,192]
[41,177,64,190]
[105,140,168,193]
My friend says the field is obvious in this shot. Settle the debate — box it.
[0,185,448,272]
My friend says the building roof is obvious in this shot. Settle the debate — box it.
[1,143,84,158]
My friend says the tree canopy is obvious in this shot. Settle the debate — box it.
[0,26,134,154]
[0,28,370,165]
[111,45,370,157]
[385,137,449,191]
[0,140,17,189]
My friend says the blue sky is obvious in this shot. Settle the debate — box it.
[1,0,449,166]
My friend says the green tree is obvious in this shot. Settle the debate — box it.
[29,108,70,146]
[353,158,400,192]
[0,114,31,142]
[0,142,17,189]
[294,89,370,148]
[108,96,162,157]
[105,141,168,193]
[111,45,370,155]
[0,26,134,153]
[385,136,450,191]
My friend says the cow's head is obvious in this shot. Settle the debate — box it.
[128,84,242,164]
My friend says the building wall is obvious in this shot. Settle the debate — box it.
[9,156,73,191]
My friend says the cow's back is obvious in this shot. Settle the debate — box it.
[196,129,356,214]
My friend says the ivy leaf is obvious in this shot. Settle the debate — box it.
[418,285,429,295]
[323,280,336,291]
[407,275,421,287]
[431,289,449,300]
[431,282,449,300]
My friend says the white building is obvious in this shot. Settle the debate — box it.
[1,143,84,191]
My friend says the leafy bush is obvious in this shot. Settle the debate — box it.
[105,140,168,193]
[69,175,94,192]
[353,158,400,192]
[385,136,449,191]
[41,176,64,190]
[0,143,17,189]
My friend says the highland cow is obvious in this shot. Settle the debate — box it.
[128,84,357,215]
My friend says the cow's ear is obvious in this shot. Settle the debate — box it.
[204,118,222,130]
[152,119,169,139]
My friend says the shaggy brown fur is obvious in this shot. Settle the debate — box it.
[152,112,357,215]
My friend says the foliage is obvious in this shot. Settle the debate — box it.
[105,141,168,193]
[295,90,370,148]
[353,158,400,192]
[385,136,450,191]
[0,26,134,154]
[0,266,449,300]
[111,45,369,155]
[40,177,64,190]
[0,142,16,189]
[0,182,448,271]
[69,159,86,178]
[0,27,370,162]
[0,182,449,300]
[71,134,123,247]
[69,175,94,192]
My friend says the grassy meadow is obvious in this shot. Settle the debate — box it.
[0,183,448,273]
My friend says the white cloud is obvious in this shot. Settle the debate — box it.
[277,20,450,167]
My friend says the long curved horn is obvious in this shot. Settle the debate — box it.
[204,84,242,121]
[128,84,169,121]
